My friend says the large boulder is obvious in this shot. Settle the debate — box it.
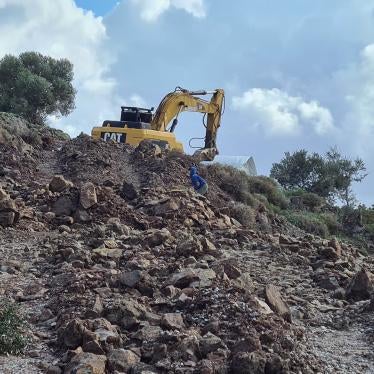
[65,352,106,374]
[346,269,373,301]
[265,284,292,322]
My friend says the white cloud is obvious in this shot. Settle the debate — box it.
[232,88,334,136]
[0,0,121,135]
[333,44,374,156]
[131,0,205,21]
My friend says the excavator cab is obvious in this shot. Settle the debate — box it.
[101,107,153,130]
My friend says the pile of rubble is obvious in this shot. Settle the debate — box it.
[1,133,374,373]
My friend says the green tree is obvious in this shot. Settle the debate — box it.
[0,52,76,124]
[324,147,367,206]
[270,148,367,206]
[270,150,325,192]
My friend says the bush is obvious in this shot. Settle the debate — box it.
[282,211,329,238]
[207,164,288,209]
[228,201,256,227]
[320,213,340,235]
[0,301,27,355]
[247,176,289,209]
[287,189,325,211]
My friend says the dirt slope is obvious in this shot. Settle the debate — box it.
[0,128,374,373]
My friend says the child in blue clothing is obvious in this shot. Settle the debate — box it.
[189,165,208,195]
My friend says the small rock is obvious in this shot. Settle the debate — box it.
[231,352,267,374]
[161,313,185,330]
[80,182,97,209]
[52,196,75,216]
[121,181,138,200]
[49,175,73,193]
[107,349,140,372]
[120,270,142,288]
[200,332,227,357]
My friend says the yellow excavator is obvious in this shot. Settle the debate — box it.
[91,87,225,161]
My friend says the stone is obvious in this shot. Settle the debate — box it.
[161,313,185,330]
[59,319,86,349]
[167,269,200,288]
[317,275,340,290]
[265,285,292,322]
[121,181,138,200]
[0,211,17,227]
[176,238,203,257]
[143,228,171,247]
[80,182,97,209]
[52,196,75,216]
[154,199,179,216]
[49,175,73,193]
[93,246,123,259]
[74,208,91,223]
[320,246,340,261]
[222,261,241,279]
[201,238,217,252]
[191,268,217,288]
[0,197,19,227]
[232,337,262,354]
[82,340,105,355]
[265,354,286,373]
[346,269,373,301]
[253,297,273,315]
[46,365,62,374]
[120,270,142,288]
[230,352,267,374]
[0,187,9,200]
[329,238,342,257]
[93,295,104,314]
[65,352,106,374]
[107,349,140,372]
[200,333,227,357]
[44,211,56,221]
[133,324,162,341]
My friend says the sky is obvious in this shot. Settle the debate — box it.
[0,0,374,204]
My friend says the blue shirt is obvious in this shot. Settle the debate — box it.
[190,167,207,190]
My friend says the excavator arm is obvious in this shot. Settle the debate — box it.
[151,88,225,160]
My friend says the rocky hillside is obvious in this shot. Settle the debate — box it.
[1,120,374,373]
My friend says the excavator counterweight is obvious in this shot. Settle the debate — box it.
[91,88,225,161]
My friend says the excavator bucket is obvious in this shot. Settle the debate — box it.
[193,148,218,162]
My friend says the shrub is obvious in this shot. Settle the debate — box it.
[287,189,325,211]
[319,213,340,235]
[228,201,256,227]
[207,164,288,209]
[282,211,329,238]
[0,301,27,355]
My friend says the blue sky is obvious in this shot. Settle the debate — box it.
[74,0,119,16]
[1,0,374,204]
